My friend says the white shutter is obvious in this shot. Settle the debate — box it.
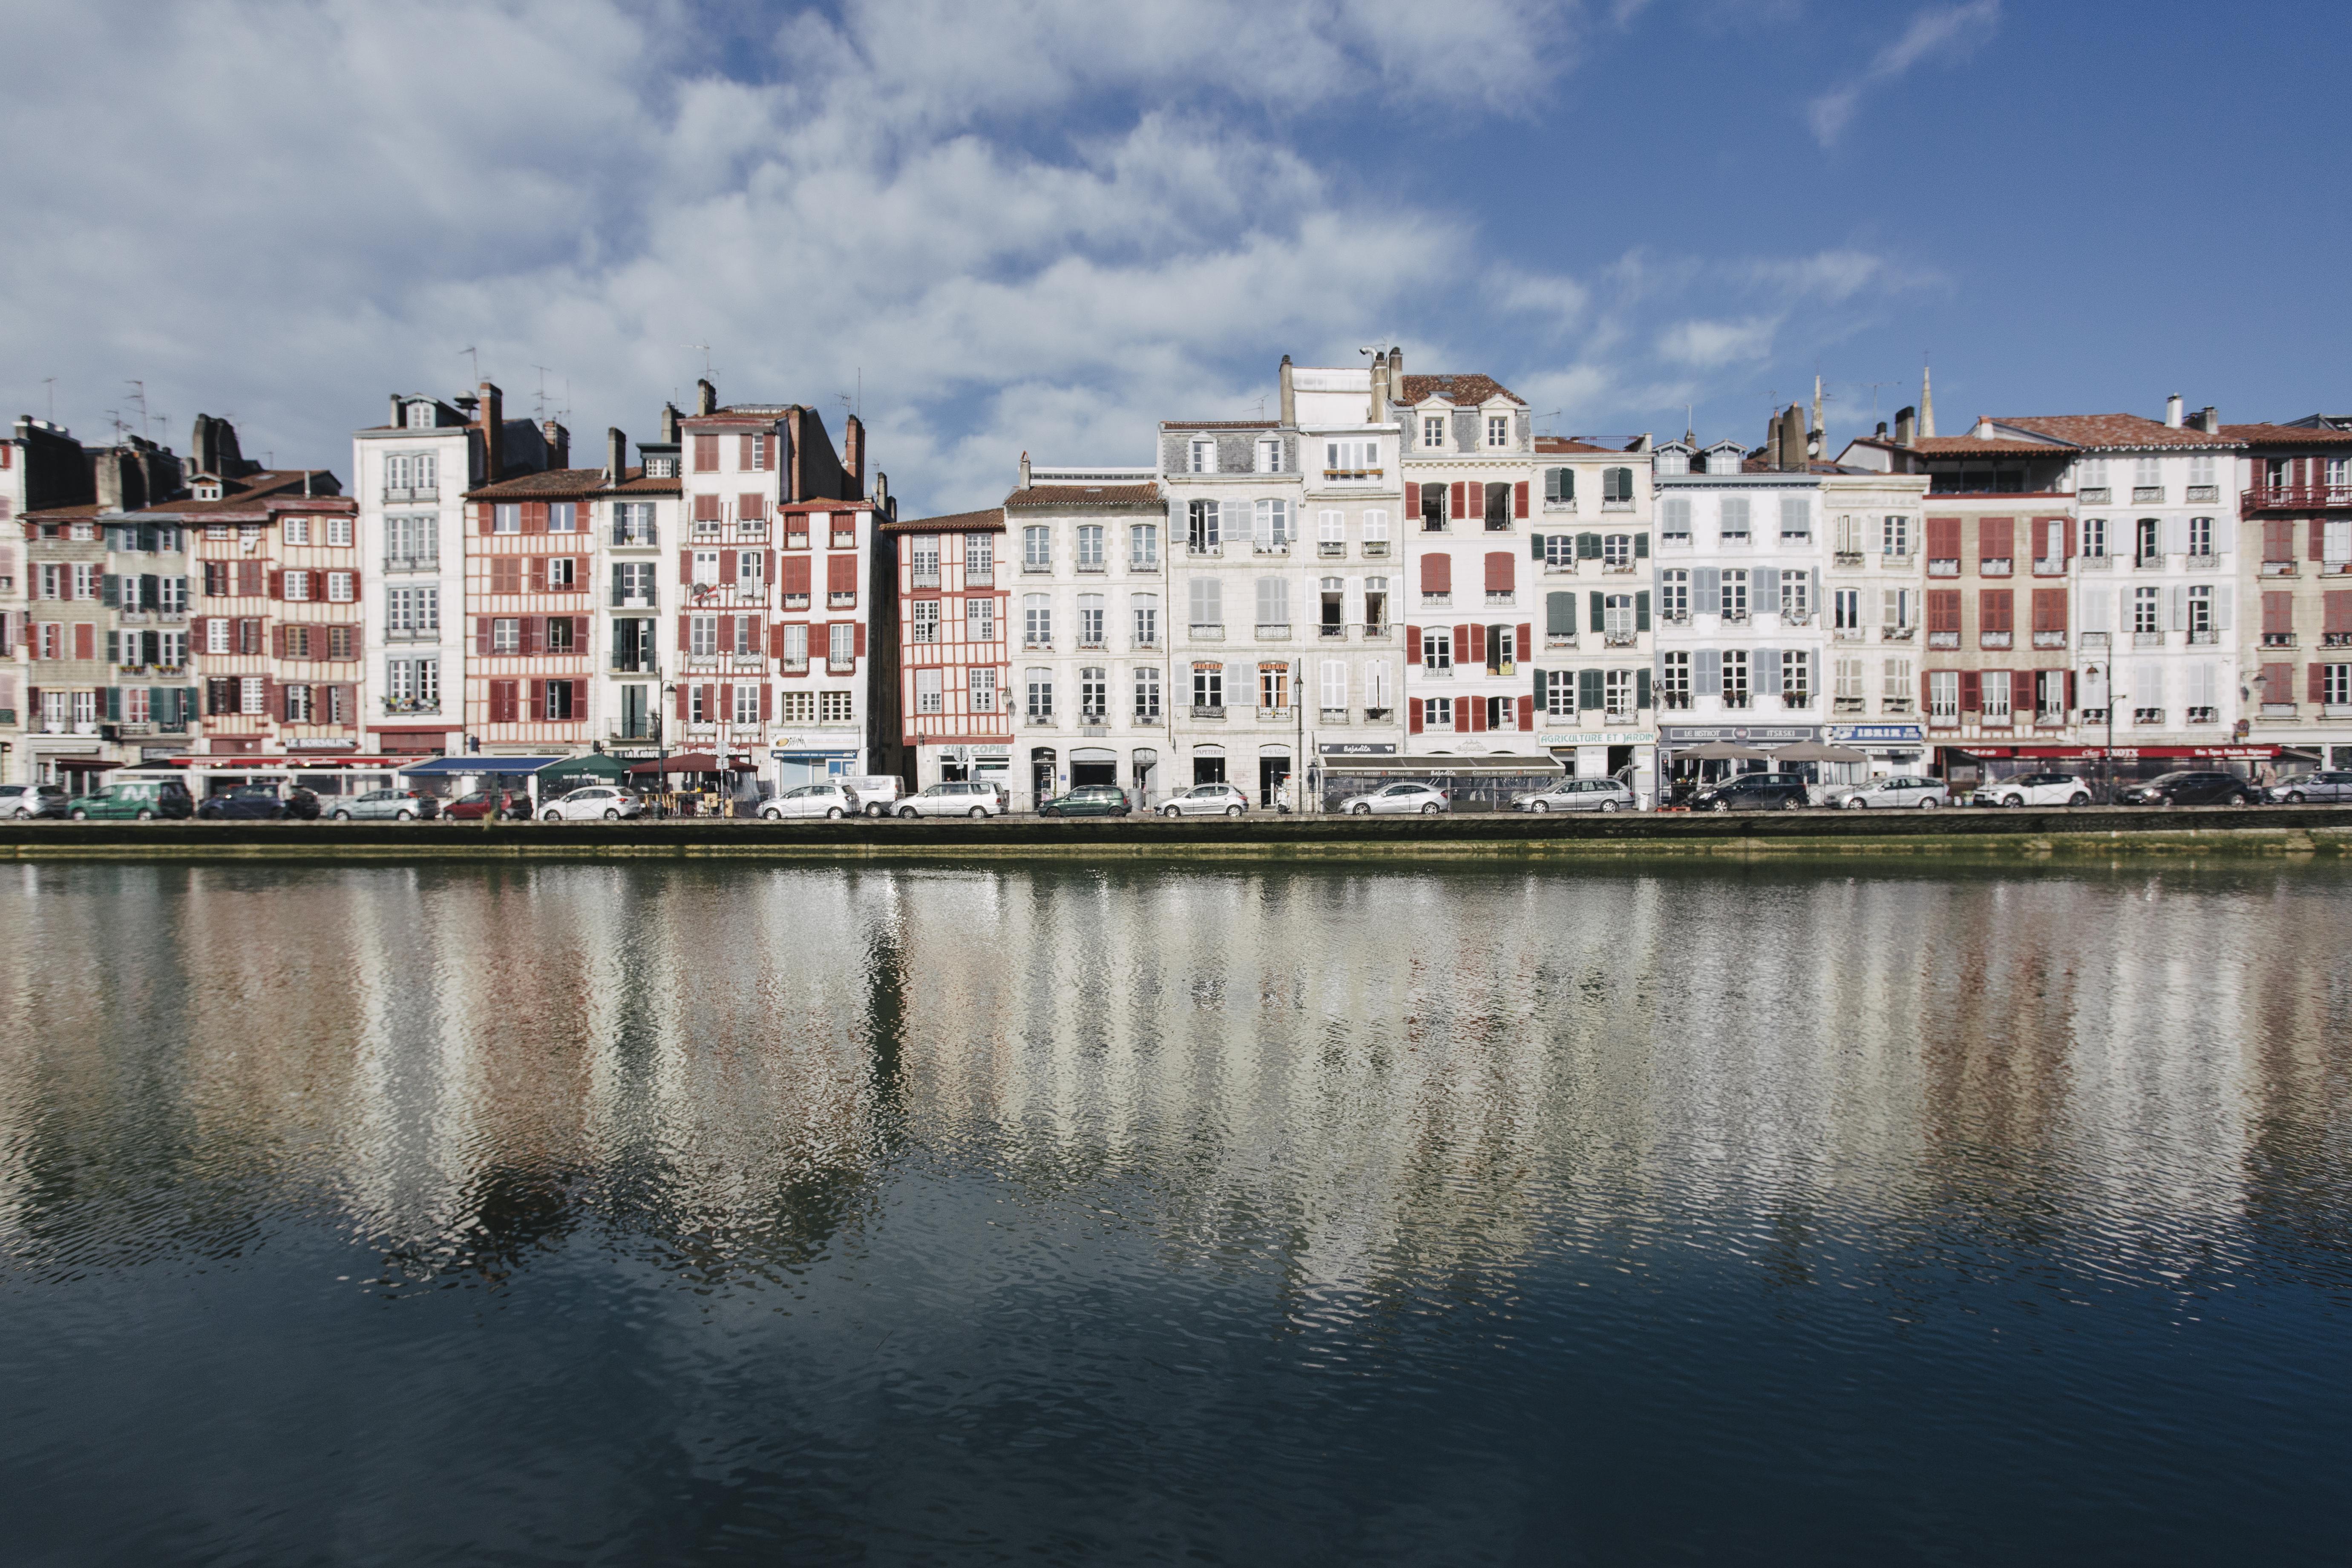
[2165,514,2190,554]
[2190,662,2217,708]
[1320,660,1346,709]
[2138,662,2164,711]
[2212,514,2235,556]
[2168,585,2188,630]
[2211,588,2232,632]
[2084,588,2113,633]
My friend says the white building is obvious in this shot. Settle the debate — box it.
[1532,435,1660,794]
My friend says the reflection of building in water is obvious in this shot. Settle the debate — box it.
[0,865,2346,1300]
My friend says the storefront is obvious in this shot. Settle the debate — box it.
[1658,724,1823,800]
[1947,743,2289,793]
[1535,726,1656,806]
[1830,723,1927,780]
[772,744,860,791]
[1315,743,1565,812]
[397,754,565,803]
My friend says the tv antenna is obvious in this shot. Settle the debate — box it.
[41,377,56,421]
[125,380,150,441]
[530,365,553,421]
[683,343,715,380]
[1534,408,1561,437]
[461,346,479,384]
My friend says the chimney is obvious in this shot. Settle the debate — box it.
[479,381,504,484]
[1894,405,1917,446]
[660,402,680,445]
[1019,450,1031,489]
[2165,392,2183,428]
[1810,374,1825,458]
[2197,405,2219,434]
[843,414,866,498]
[544,420,568,469]
[874,471,890,515]
[1634,432,1652,453]
[390,394,403,430]
[1387,346,1405,408]
[1783,404,1808,471]
[606,427,627,483]
[1876,420,1889,438]
[1369,351,1387,421]
[1972,416,1993,439]
[696,379,716,417]
[1278,355,1296,427]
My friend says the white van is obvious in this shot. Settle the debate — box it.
[836,775,905,817]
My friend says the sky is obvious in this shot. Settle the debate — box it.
[3,0,2347,517]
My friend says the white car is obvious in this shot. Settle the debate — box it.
[1160,782,1251,818]
[540,785,645,821]
[1512,779,1632,814]
[838,775,905,817]
[1338,781,1451,815]
[1969,771,2093,808]
[895,781,1004,819]
[761,782,861,820]
[1818,775,1949,810]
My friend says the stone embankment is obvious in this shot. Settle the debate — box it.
[3,806,2348,862]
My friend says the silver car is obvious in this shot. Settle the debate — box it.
[1160,783,1251,818]
[1337,781,1450,815]
[896,781,1004,819]
[1512,779,1632,814]
[2267,770,2352,804]
[1819,775,1948,810]
[0,783,70,819]
[539,785,644,821]
[760,783,861,820]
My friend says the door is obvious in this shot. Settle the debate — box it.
[1258,756,1290,808]
[1071,758,1117,788]
[1192,754,1226,785]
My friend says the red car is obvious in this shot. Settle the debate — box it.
[443,788,530,821]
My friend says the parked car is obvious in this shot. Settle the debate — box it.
[1334,781,1450,815]
[445,788,530,821]
[1512,779,1634,814]
[199,785,315,821]
[1817,775,1948,810]
[66,779,195,821]
[1,783,71,819]
[1039,784,1131,817]
[838,775,906,818]
[538,785,643,821]
[1969,772,2093,808]
[1688,773,1812,812]
[760,783,860,820]
[1160,783,1251,818]
[2116,770,2258,807]
[895,781,1004,819]
[334,788,442,821]
[2267,770,2352,804]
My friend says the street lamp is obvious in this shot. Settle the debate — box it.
[657,680,675,818]
[2085,662,2120,803]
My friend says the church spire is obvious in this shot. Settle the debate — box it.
[1920,363,1936,439]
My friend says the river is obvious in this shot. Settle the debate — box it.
[2,861,2348,1564]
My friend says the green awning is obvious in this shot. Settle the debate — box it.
[535,753,631,790]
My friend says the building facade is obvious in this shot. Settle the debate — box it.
[890,506,1014,796]
[2229,420,2352,766]
[1533,435,1658,792]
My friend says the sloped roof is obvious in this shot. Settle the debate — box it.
[467,466,616,500]
[2220,422,2352,448]
[881,507,1003,535]
[1004,483,1161,508]
[1908,435,2071,459]
[1533,436,1621,455]
[1160,420,1277,431]
[1995,414,2235,449]
[1399,374,1524,408]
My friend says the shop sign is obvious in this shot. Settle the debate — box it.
[1317,741,1398,756]
[1538,731,1656,746]
[1832,725,1923,742]
[1660,725,1823,745]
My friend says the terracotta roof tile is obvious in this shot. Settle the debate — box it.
[1908,436,2071,458]
[611,468,679,494]
[2219,422,2352,448]
[1994,414,2235,449]
[1004,483,1162,508]
[777,497,875,515]
[880,507,1003,535]
[147,472,347,516]
[467,466,616,500]
[1533,436,1619,455]
[1398,373,1524,408]
[1158,420,1277,431]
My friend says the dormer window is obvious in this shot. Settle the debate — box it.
[194,480,222,500]
[1486,414,1510,449]
[1188,438,1218,474]
[1421,415,1446,449]
[1655,449,1689,476]
[1256,438,1284,474]
[406,401,435,430]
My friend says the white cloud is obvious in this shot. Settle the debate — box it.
[1657,316,1782,369]
[1807,0,2001,147]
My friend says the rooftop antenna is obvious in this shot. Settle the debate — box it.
[1865,380,1893,421]
[125,380,150,441]
[1534,408,1561,437]
[42,377,55,421]
[530,365,552,421]
[461,345,479,384]
[683,342,714,380]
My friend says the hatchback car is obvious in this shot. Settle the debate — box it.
[2116,771,2258,807]
[838,775,906,818]
[539,786,643,821]
[445,788,530,821]
[66,779,195,820]
[1,783,70,819]
[1688,773,1812,812]
[1160,783,1251,818]
[2267,770,2352,804]
[760,783,860,820]
[1969,772,2093,808]
[1512,779,1633,814]
[1039,784,1131,817]
[1818,775,1948,810]
[199,785,315,821]
[335,788,441,821]
[895,781,1004,819]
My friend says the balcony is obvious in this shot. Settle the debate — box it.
[2133,486,2166,504]
[381,486,438,504]
[2261,702,2298,718]
[1189,623,1224,641]
[1883,698,1914,715]
[1780,610,1814,627]
[1485,593,1514,608]
[1319,707,1349,724]
[912,570,941,589]
[1928,631,1959,649]
[1131,712,1163,727]
[2186,485,2220,504]
[1022,637,1053,652]
[1604,630,1638,648]
[1254,542,1292,557]
[2262,632,2296,648]
[2186,551,2221,572]
[2133,630,2166,647]
[784,532,810,550]
[1021,560,1053,575]
[2263,560,2297,577]
[1362,541,1389,558]
[1256,707,1292,722]
[827,593,856,609]
[1834,696,1866,713]
[2079,554,2113,571]
[1660,692,1693,711]
[2186,707,2219,725]
[1318,541,1345,559]
[967,568,996,587]
[385,555,441,574]
[2078,486,2112,505]
[1834,550,1864,567]
[1882,625,1916,642]
[2034,557,2066,576]
[1191,704,1226,719]
[1255,623,1291,640]
[1782,693,1814,709]
[2133,708,2165,726]
[1422,592,1451,608]
[1979,631,2013,649]
[383,697,441,716]
[2243,484,2352,513]
[1365,706,1393,722]
[1362,625,1391,641]
[610,524,658,549]
[1074,560,1105,575]
[385,626,441,642]
[2326,632,2352,647]
[829,532,856,550]
[2033,630,2067,649]
[1601,498,1634,512]
[782,593,810,611]
[1722,694,1751,711]
[2188,629,2219,645]
[1979,557,2012,577]
[2135,554,2165,570]
[1321,467,1383,483]
[1319,623,1346,639]
[1186,544,1222,558]
[1832,626,1864,641]
[1720,610,1749,626]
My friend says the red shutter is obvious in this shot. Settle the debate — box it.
[760,685,772,721]
[1980,517,2013,561]
[528,679,544,717]
[2315,520,2329,561]
[2066,670,2077,708]
[677,614,690,652]
[346,568,362,600]
[720,550,737,585]
[1453,700,1471,733]
[855,622,867,657]
[1514,481,1529,518]
[1422,554,1451,594]
[526,618,546,656]
[530,557,547,593]
[2013,670,2034,715]
[827,555,857,596]
[1981,590,2012,633]
[720,681,732,721]
[267,570,282,599]
[676,681,689,719]
[1927,590,1960,634]
[2064,518,2078,557]
[783,556,810,596]
[2263,593,2293,636]
[1960,670,1981,711]
[1405,625,1422,663]
[1451,481,1467,520]
[769,622,785,657]
[1469,699,1486,733]
[1517,621,1531,661]
[575,616,590,646]
[525,502,546,534]
[763,549,775,593]
[570,679,586,715]
[2314,663,2328,704]
[1484,552,1513,592]
[477,618,493,655]
[1405,481,1420,518]
[2032,589,2066,631]
[1408,701,1423,733]
[271,625,286,659]
[2325,592,2352,636]
[1469,624,1487,663]
[679,551,693,584]
[1926,517,1960,558]
[1454,623,1471,664]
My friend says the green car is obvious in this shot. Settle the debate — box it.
[1039,784,1131,817]
[66,779,196,821]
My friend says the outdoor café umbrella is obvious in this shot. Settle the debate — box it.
[1769,740,1869,763]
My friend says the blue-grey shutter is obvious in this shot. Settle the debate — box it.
[1755,647,1781,696]
[1696,648,1722,695]
[1532,669,1547,712]
[1529,532,1545,560]
[104,686,121,722]
[1636,668,1653,710]
[1634,532,1650,558]
[1578,532,1601,559]
[1695,566,1720,604]
[1578,669,1604,711]
[1635,592,1651,632]
[105,630,119,664]
[1755,566,1779,606]
[1546,591,1575,636]
[1589,591,1605,633]
[101,574,120,608]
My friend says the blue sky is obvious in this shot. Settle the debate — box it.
[3,0,2345,516]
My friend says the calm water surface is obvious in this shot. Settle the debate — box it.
[2,861,2349,1565]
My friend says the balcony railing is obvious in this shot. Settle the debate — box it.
[1980,557,2012,576]
[1834,550,1864,567]
[1255,623,1291,639]
[383,697,441,715]
[912,570,940,589]
[2034,557,2066,575]
[1928,630,1959,649]
[1318,541,1345,558]
[2187,485,2220,503]
[610,524,658,548]
[2078,487,2111,504]
[1191,704,1225,719]
[967,568,995,587]
[2081,631,2109,650]
[2243,484,2352,512]
[1319,623,1346,639]
[2262,632,2296,648]
[384,555,440,573]
[2188,629,2219,645]
[1362,625,1391,640]
[2033,630,2067,649]
[1362,541,1389,557]
[2325,632,2352,647]
[1882,625,1916,641]
[2188,552,2220,571]
[1604,630,1638,647]
[1834,696,1866,713]
[1782,693,1814,709]
[2263,560,2297,576]
[1189,623,1224,640]
[2133,630,2166,646]
[2135,554,2165,570]
[2079,554,2113,570]
[2133,486,2166,504]
[1980,631,2013,649]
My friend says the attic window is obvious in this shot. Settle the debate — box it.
[406,402,435,430]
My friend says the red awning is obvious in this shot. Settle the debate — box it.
[1949,744,2283,760]
[627,752,723,775]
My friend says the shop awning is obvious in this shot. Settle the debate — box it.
[397,756,564,776]
[1321,753,1564,773]
[536,754,630,783]
[1772,740,1870,763]
[1677,740,1771,761]
[628,752,726,775]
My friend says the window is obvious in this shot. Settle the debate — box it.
[1722,649,1750,708]
[1422,415,1446,449]
[779,690,815,724]
[1078,666,1108,719]
[387,657,439,710]
[1544,534,1576,570]
[1365,659,1390,715]
[780,624,809,670]
[1132,594,1159,647]
[2081,516,2107,558]
[1128,524,1158,568]
[2134,456,2160,490]
[967,597,996,642]
[1192,663,1222,711]
[1487,414,1510,448]
[1603,534,1632,569]
[1779,496,1810,541]
[1835,656,1864,702]
[1660,651,1691,708]
[1981,670,2011,722]
[1023,594,1051,647]
[1024,526,1051,570]
[1782,650,1811,704]
[1258,437,1286,473]
[1661,568,1689,620]
[1134,665,1161,720]
[2188,583,2215,636]
[2136,517,2162,562]
[733,684,762,726]
[829,623,856,667]
[204,617,229,653]
[1719,497,1750,542]
[327,516,353,547]
[283,570,312,601]
[1319,659,1346,714]
[1603,467,1634,504]
[1606,669,1636,720]
[493,503,521,533]
[1188,577,1222,631]
[1419,484,1447,533]
[730,552,756,593]
[285,518,311,545]
[1362,509,1389,550]
[1078,594,1105,647]
[1544,467,1575,504]
[1720,569,1748,620]
[1422,627,1451,673]
[283,684,314,723]
[1928,670,1959,722]
[1325,439,1377,476]
[693,434,719,473]
[1188,501,1221,552]
[1486,623,1517,673]
[1483,482,1511,531]
[72,564,97,600]
[1883,515,1911,556]
[239,676,266,715]
[546,502,576,534]
[1422,696,1452,728]
[613,502,656,547]
[1318,509,1345,548]
[912,600,940,643]
[1253,499,1291,550]
[1655,448,1690,477]
[2188,515,2214,557]
[284,625,313,659]
[326,571,354,602]
[820,690,854,724]
[2133,585,2161,634]
[1661,498,1692,541]
[1541,669,1572,716]
[688,615,717,657]
[2079,457,2107,493]
[1189,438,1218,474]
[1781,570,1811,619]
[2326,665,2352,706]
[1883,657,1914,708]
[1604,594,1635,639]
[960,667,996,714]
[1077,525,1105,569]
[1833,587,1861,631]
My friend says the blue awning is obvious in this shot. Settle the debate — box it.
[772,749,858,761]
[396,756,564,776]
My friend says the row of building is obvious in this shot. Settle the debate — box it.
[3,353,2347,806]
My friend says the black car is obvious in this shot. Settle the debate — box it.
[1688,772,1813,812]
[2116,770,2257,807]
[198,785,320,821]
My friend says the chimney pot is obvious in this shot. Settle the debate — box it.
[1387,346,1404,409]
[696,379,716,417]
[391,394,403,429]
[607,427,627,482]
[1278,356,1296,428]
[480,381,504,484]
[1019,451,1031,489]
[1894,405,1917,446]
[660,403,680,445]
[2198,405,2219,434]
[2165,392,2184,428]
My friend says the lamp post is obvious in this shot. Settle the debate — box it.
[657,681,675,818]
[2086,662,2119,803]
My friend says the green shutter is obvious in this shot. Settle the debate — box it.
[1589,591,1604,633]
[1637,669,1653,710]
[101,574,120,608]
[104,686,122,722]
[1546,592,1575,636]
[1532,669,1547,713]
[1635,592,1651,632]
[1529,532,1544,560]
[1577,532,1600,559]
[105,630,119,664]
[1579,669,1604,712]
[1634,532,1650,559]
